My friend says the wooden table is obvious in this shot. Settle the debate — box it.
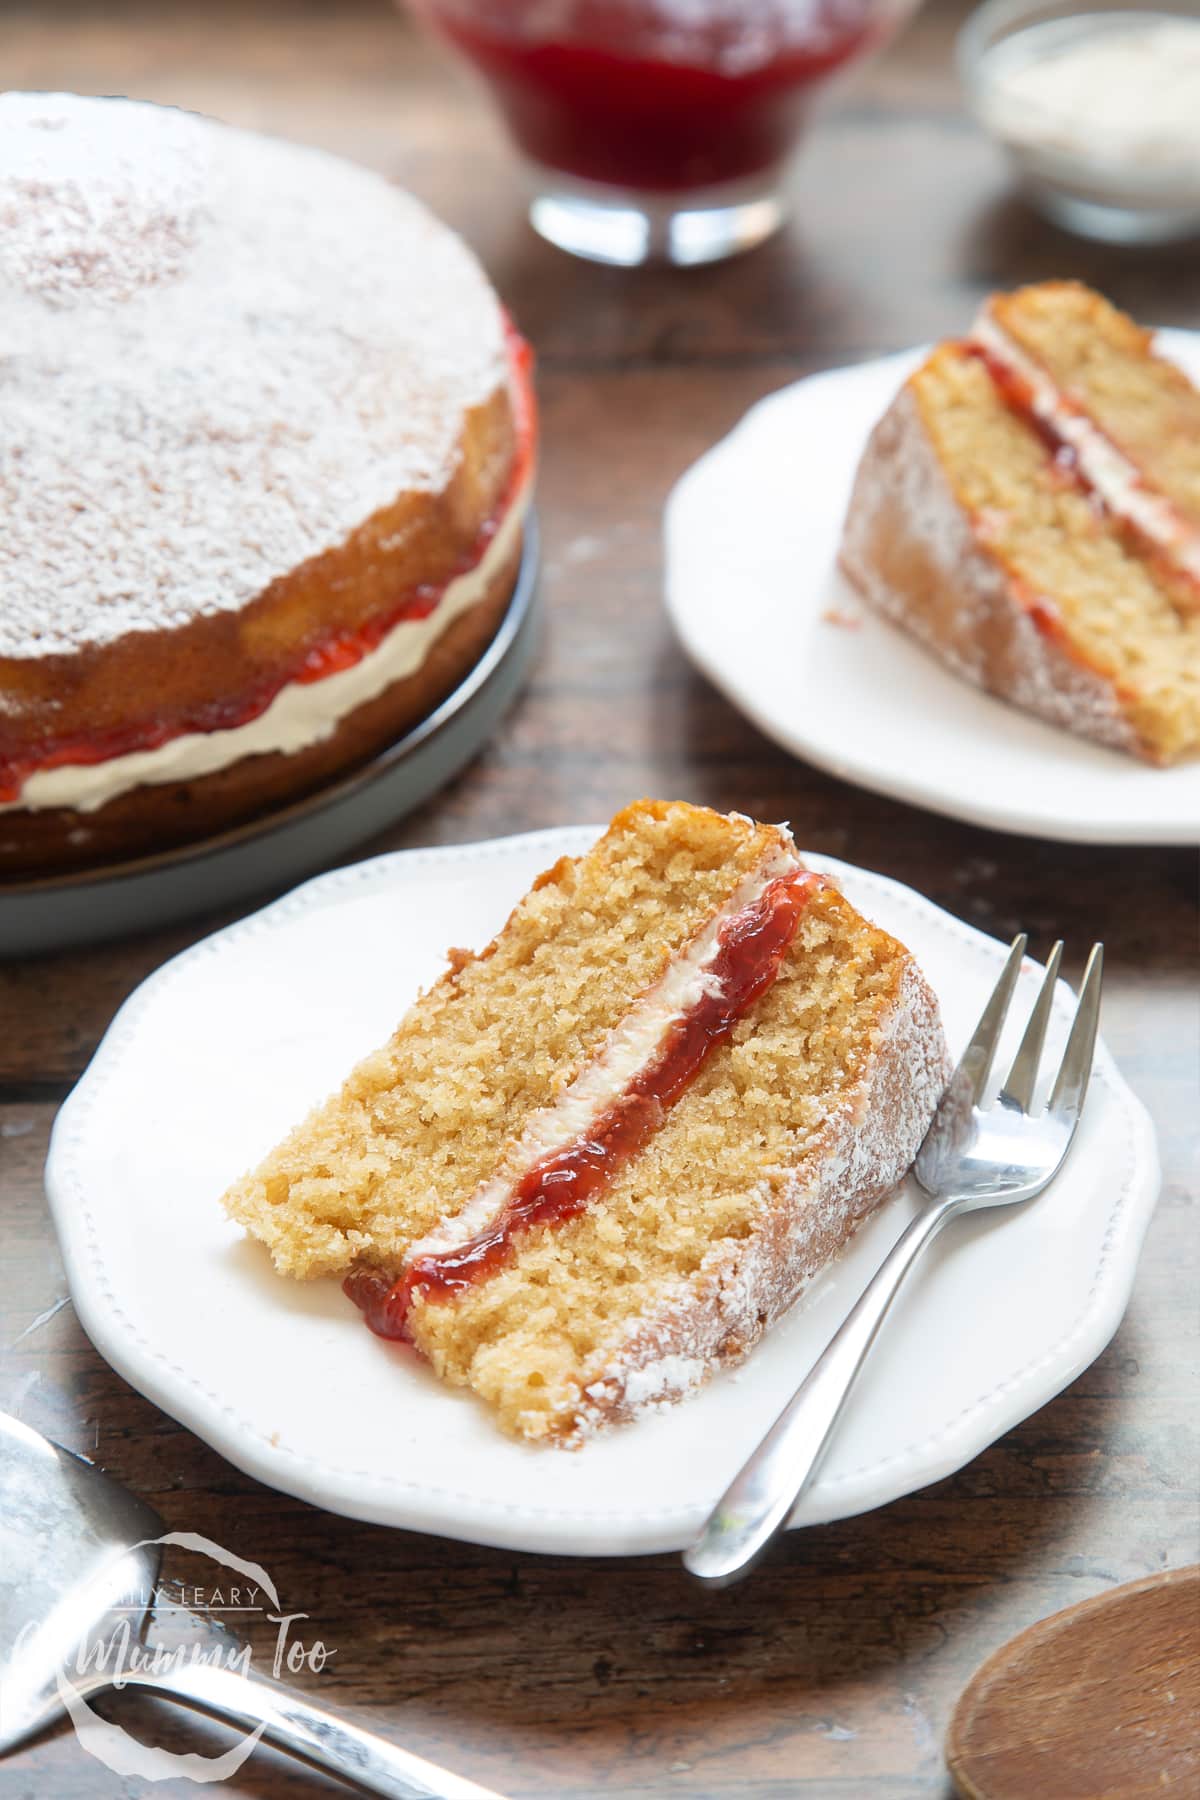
[2,3,1197,1795]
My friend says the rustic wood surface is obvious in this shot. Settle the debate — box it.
[1,3,1197,1796]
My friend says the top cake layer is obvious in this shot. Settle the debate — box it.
[981,283,1200,547]
[971,284,1200,607]
[0,92,510,660]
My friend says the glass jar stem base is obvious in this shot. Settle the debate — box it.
[524,168,786,266]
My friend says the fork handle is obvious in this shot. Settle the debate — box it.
[67,1660,505,1799]
[684,1195,960,1587]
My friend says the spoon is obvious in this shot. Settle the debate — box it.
[0,1410,505,1798]
[946,1565,1200,1798]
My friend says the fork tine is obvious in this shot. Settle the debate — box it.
[998,940,1063,1112]
[961,934,1027,1103]
[1048,944,1104,1126]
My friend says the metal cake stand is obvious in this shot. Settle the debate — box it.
[1,517,541,958]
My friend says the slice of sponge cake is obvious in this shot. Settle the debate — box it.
[224,801,948,1443]
[841,281,1200,762]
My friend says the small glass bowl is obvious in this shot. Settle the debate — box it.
[959,0,1200,244]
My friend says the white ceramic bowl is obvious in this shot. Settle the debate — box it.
[960,0,1200,244]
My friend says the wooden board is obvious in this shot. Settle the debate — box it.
[948,1567,1200,1799]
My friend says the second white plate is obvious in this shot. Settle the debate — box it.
[664,333,1200,844]
[46,829,1159,1555]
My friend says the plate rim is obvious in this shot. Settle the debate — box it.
[663,333,1200,847]
[45,827,1162,1554]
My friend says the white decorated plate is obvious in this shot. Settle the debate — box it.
[664,331,1200,845]
[46,829,1159,1555]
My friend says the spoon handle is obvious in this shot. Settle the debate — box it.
[683,1195,959,1587]
[83,1660,506,1799]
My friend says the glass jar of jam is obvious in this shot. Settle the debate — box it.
[404,0,921,264]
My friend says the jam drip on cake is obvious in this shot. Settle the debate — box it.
[964,339,1200,616]
[345,868,826,1342]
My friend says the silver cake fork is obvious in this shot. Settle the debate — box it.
[684,934,1103,1588]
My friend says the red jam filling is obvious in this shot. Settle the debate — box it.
[417,3,882,192]
[0,324,536,805]
[345,868,826,1342]
[966,341,1082,476]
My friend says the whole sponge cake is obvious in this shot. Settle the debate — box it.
[0,92,534,873]
[224,801,949,1444]
[840,281,1200,764]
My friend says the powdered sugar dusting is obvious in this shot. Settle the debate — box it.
[0,93,508,660]
[609,1353,708,1410]
[1,92,209,303]
[839,381,1140,756]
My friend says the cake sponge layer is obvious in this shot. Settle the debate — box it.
[223,801,787,1278]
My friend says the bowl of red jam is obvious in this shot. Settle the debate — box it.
[404,0,923,264]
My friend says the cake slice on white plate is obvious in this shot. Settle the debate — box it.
[224,800,949,1444]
